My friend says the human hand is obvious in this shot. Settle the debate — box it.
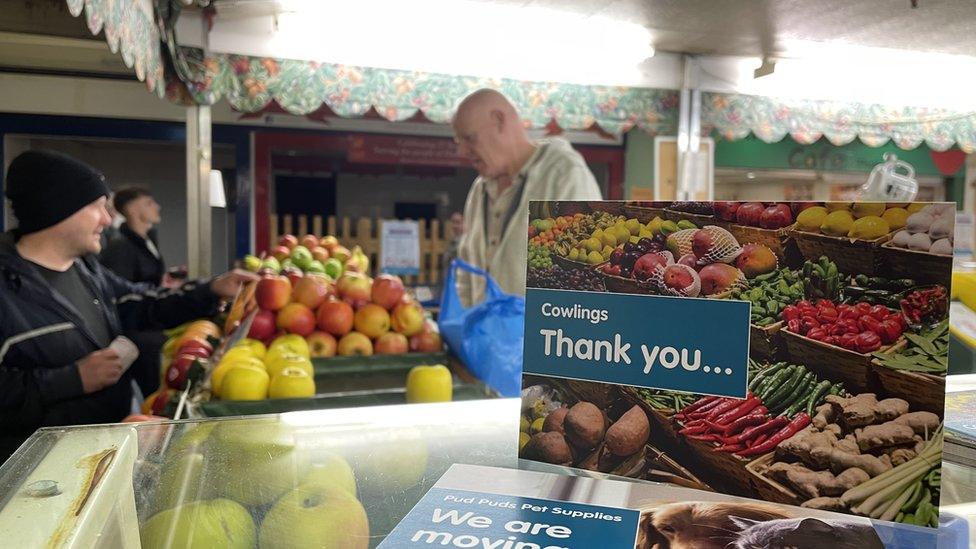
[77,349,124,394]
[209,268,260,299]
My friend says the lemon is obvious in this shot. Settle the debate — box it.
[848,215,891,239]
[600,230,617,248]
[612,225,630,244]
[906,203,925,214]
[820,210,855,236]
[587,251,604,265]
[796,207,828,231]
[881,207,909,230]
[519,432,531,451]
[625,218,642,235]
[852,203,886,218]
[825,202,852,212]
[530,417,545,433]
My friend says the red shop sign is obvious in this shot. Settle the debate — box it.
[346,135,467,167]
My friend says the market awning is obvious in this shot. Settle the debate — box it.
[702,92,976,153]
[165,47,680,137]
[64,0,165,97]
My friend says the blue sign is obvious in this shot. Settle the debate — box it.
[523,288,751,398]
[378,487,639,548]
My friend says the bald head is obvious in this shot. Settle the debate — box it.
[452,89,533,179]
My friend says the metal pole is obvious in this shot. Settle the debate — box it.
[186,105,213,278]
[676,56,703,201]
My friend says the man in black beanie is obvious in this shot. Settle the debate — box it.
[0,150,257,461]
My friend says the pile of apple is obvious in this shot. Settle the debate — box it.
[143,319,223,417]
[210,335,318,401]
[714,201,799,229]
[248,269,442,361]
[243,233,369,280]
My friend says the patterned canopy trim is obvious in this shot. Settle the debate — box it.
[165,47,680,136]
[703,92,976,152]
[64,0,166,97]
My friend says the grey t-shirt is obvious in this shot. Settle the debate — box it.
[34,263,112,347]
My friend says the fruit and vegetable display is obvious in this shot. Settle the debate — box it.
[526,264,605,292]
[888,203,955,255]
[521,200,950,527]
[760,392,942,526]
[242,233,369,279]
[142,319,224,417]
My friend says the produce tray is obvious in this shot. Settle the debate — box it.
[679,429,754,495]
[195,380,497,417]
[870,340,947,415]
[727,224,796,262]
[622,205,668,224]
[880,241,953,289]
[749,321,784,360]
[312,352,450,393]
[662,209,717,227]
[791,229,892,276]
[745,452,805,506]
[779,329,889,393]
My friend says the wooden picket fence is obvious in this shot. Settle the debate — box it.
[270,214,452,285]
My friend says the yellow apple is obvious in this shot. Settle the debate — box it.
[259,483,369,549]
[141,499,255,549]
[266,352,314,380]
[234,338,267,359]
[405,364,453,403]
[218,346,257,365]
[269,334,311,359]
[303,453,357,497]
[221,365,269,400]
[211,357,265,397]
[269,367,316,399]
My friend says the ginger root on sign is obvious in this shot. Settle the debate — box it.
[813,403,837,429]
[893,411,941,435]
[802,497,848,512]
[855,422,916,452]
[827,448,892,477]
[888,448,918,467]
[768,463,869,499]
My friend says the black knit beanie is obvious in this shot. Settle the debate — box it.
[5,150,111,234]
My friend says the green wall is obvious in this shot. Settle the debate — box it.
[623,129,655,198]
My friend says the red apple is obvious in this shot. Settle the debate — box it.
[279,234,299,250]
[166,353,200,390]
[337,272,372,304]
[331,245,351,263]
[354,303,391,339]
[311,246,330,263]
[176,338,213,357]
[735,202,766,226]
[175,345,211,361]
[316,299,355,336]
[300,234,319,250]
[337,331,373,356]
[391,300,425,336]
[256,275,292,311]
[306,331,337,358]
[371,274,405,310]
[714,201,741,222]
[374,332,408,355]
[759,203,794,229]
[271,245,292,262]
[248,309,277,341]
[410,330,443,353]
[292,275,332,310]
[276,303,316,336]
[282,267,303,288]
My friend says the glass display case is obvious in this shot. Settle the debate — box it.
[0,399,518,548]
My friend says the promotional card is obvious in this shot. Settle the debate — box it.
[520,201,952,528]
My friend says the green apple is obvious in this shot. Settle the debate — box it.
[261,257,281,273]
[141,498,255,549]
[303,453,356,497]
[207,420,310,507]
[290,245,313,270]
[306,259,326,274]
[280,258,296,271]
[323,258,343,280]
[243,254,262,272]
[150,451,207,514]
[259,483,369,549]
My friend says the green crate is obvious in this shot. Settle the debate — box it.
[312,352,449,393]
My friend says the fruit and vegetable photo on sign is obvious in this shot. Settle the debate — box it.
[521,200,952,528]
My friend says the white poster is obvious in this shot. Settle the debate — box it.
[380,220,421,275]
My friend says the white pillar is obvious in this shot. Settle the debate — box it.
[186,105,212,278]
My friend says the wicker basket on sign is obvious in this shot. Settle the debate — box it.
[678,429,755,495]
[880,241,953,289]
[779,329,893,393]
[623,205,668,224]
[727,224,795,261]
[870,339,947,416]
[745,453,805,506]
[750,321,784,361]
[663,209,718,228]
[588,201,626,216]
[791,229,893,277]
[552,253,598,272]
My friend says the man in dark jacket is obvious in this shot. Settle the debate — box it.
[0,150,256,460]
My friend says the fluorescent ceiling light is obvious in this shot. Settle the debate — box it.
[268,0,654,86]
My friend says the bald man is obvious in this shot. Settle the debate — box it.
[452,89,602,305]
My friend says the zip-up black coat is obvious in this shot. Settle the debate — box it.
[0,232,219,459]
[99,223,166,286]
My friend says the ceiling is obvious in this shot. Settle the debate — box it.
[212,0,976,58]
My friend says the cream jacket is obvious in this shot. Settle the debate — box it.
[456,138,602,305]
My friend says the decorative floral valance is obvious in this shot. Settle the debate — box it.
[64,0,166,97]
[703,92,976,152]
[166,47,679,136]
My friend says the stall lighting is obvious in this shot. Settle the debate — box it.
[209,170,226,208]
[270,0,655,86]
